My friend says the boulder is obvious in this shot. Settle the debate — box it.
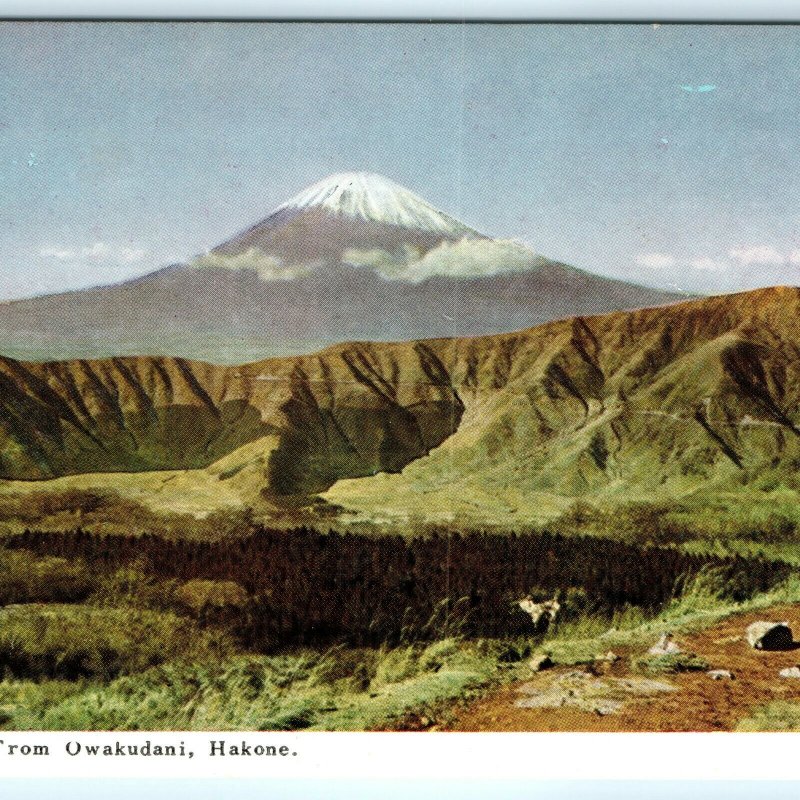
[779,666,800,679]
[746,621,794,651]
[707,669,734,680]
[497,643,530,663]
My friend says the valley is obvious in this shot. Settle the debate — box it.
[3,231,800,736]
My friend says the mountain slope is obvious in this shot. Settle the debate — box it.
[326,286,800,526]
[1,287,800,531]
[0,262,687,364]
[0,172,686,363]
[0,342,465,495]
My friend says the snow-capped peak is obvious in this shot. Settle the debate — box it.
[273,172,474,236]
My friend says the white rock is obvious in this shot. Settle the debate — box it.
[746,621,793,650]
[779,666,800,679]
[707,669,734,680]
[596,651,619,663]
[529,654,553,672]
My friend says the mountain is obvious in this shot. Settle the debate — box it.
[0,172,686,364]
[1,287,799,533]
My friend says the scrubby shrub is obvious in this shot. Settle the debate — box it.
[6,641,507,731]
[175,579,250,615]
[0,604,232,681]
[372,646,421,686]
[736,701,800,732]
[419,638,461,671]
[560,586,592,620]
[496,642,531,663]
[0,550,95,605]
[308,646,377,690]
[674,564,773,608]
[92,564,180,611]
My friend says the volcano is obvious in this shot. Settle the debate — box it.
[0,172,688,363]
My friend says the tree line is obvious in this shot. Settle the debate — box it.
[4,527,790,647]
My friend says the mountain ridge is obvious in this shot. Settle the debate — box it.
[1,286,799,532]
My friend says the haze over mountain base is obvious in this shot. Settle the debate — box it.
[0,262,688,364]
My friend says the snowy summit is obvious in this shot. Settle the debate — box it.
[272,172,474,236]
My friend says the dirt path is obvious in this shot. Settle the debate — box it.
[447,604,800,731]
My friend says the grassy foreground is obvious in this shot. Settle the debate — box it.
[1,546,799,731]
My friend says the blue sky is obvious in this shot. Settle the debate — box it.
[1,22,800,299]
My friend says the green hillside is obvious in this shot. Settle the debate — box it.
[1,287,800,549]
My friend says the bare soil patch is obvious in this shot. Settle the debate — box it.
[446,604,800,731]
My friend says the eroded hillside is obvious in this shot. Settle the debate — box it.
[327,286,800,526]
[0,342,464,497]
[2,287,800,529]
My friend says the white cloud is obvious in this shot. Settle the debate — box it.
[634,251,729,272]
[341,244,423,275]
[193,239,800,289]
[635,252,678,269]
[689,257,729,272]
[636,245,800,272]
[344,238,549,283]
[191,248,315,280]
[729,245,786,266]
[193,238,548,284]
[411,238,547,281]
[635,246,800,274]
[39,241,147,265]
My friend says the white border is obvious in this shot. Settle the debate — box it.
[0,732,799,779]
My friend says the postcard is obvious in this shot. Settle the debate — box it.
[1,17,800,785]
